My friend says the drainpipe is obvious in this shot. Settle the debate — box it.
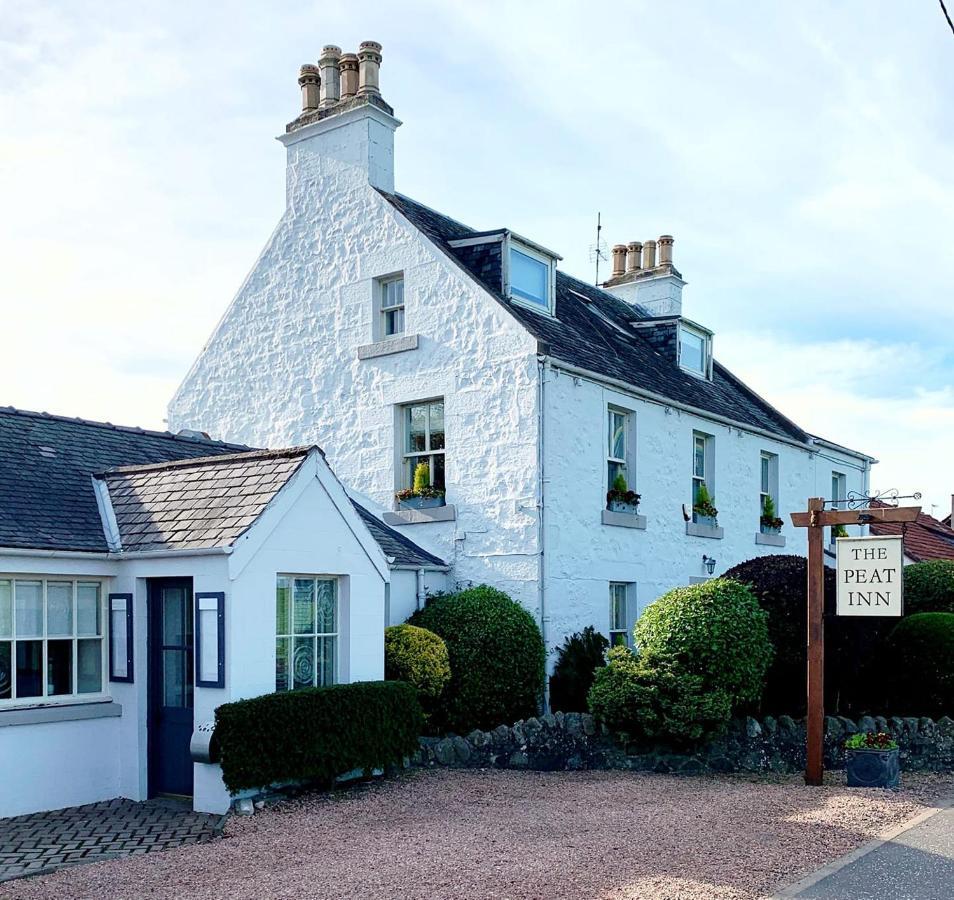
[537,356,550,712]
[416,568,426,611]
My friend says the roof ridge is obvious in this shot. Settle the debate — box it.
[98,446,316,477]
[0,405,250,451]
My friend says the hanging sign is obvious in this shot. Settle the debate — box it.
[835,535,903,616]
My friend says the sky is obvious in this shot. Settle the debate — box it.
[1,0,952,516]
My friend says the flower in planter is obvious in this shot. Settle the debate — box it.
[760,496,784,532]
[395,461,446,503]
[606,472,641,510]
[693,482,718,521]
[845,731,898,751]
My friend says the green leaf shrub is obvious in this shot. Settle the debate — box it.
[587,647,732,746]
[634,579,773,707]
[384,624,451,726]
[214,681,422,793]
[548,626,608,713]
[903,560,954,615]
[881,612,954,717]
[409,585,545,732]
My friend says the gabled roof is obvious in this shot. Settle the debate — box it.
[869,502,954,562]
[98,448,312,552]
[0,407,248,552]
[380,191,811,445]
[351,500,446,569]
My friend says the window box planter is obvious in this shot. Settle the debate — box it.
[607,499,640,515]
[845,748,900,789]
[760,516,783,535]
[693,513,718,528]
[397,495,446,511]
[760,524,782,535]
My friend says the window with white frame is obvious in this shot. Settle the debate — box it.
[607,407,633,491]
[609,582,635,648]
[760,451,779,516]
[692,431,714,506]
[402,399,445,492]
[830,471,847,544]
[507,241,554,312]
[275,576,338,692]
[378,275,405,338]
[0,577,105,706]
[679,325,711,378]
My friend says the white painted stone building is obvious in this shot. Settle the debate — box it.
[169,43,874,666]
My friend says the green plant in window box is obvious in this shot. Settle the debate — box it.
[692,482,718,526]
[844,731,900,788]
[833,524,849,540]
[396,461,446,510]
[760,495,784,534]
[606,472,641,514]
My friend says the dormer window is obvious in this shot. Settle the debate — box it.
[506,236,557,314]
[678,323,712,379]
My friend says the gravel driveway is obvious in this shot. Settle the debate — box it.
[3,769,951,900]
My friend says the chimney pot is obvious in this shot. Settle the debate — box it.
[641,239,657,269]
[318,45,342,108]
[610,245,627,278]
[339,53,359,98]
[657,234,674,267]
[626,241,642,274]
[298,64,321,112]
[357,40,383,97]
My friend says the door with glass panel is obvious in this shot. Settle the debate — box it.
[148,578,194,797]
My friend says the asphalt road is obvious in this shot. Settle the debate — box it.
[793,806,954,899]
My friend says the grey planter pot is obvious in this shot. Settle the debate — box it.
[760,524,782,535]
[398,495,446,511]
[846,748,900,788]
[693,513,718,528]
[608,500,639,515]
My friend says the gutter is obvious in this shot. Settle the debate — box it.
[538,356,550,710]
[390,563,451,573]
[0,546,233,560]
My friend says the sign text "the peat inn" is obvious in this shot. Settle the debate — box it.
[835,535,903,616]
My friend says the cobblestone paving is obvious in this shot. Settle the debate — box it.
[0,798,224,883]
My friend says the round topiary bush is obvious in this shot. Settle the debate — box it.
[903,560,954,615]
[635,578,773,707]
[881,612,954,717]
[408,585,545,733]
[384,624,451,701]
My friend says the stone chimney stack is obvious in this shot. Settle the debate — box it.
[298,64,321,112]
[339,53,359,99]
[641,239,657,269]
[611,245,627,278]
[658,235,674,266]
[626,241,642,275]
[318,46,341,108]
[357,41,383,96]
[602,233,684,317]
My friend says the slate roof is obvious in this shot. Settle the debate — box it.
[0,407,248,552]
[99,449,311,552]
[351,500,446,568]
[869,502,954,563]
[381,191,810,445]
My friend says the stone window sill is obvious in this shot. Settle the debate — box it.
[601,510,647,530]
[755,532,786,547]
[357,334,419,360]
[0,700,122,728]
[383,504,457,526]
[686,522,724,540]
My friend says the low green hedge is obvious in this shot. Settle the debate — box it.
[214,681,423,793]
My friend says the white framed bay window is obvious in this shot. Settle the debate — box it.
[275,575,338,692]
[0,577,106,706]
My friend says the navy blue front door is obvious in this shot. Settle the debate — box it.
[148,578,194,797]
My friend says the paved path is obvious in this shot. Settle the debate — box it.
[786,805,954,899]
[0,798,224,883]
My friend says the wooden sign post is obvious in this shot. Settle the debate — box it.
[790,497,920,786]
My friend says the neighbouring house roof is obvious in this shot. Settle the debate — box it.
[97,448,313,552]
[351,500,446,569]
[869,502,954,563]
[0,407,247,552]
[380,191,814,446]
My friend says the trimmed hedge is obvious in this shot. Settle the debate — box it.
[214,681,423,793]
[903,560,954,615]
[635,579,773,707]
[882,612,954,717]
[384,624,451,700]
[549,626,609,713]
[409,585,545,732]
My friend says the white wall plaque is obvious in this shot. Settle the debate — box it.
[835,535,903,616]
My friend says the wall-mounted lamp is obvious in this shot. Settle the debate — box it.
[702,555,717,576]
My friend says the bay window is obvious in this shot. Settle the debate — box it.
[275,576,338,691]
[0,578,105,705]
